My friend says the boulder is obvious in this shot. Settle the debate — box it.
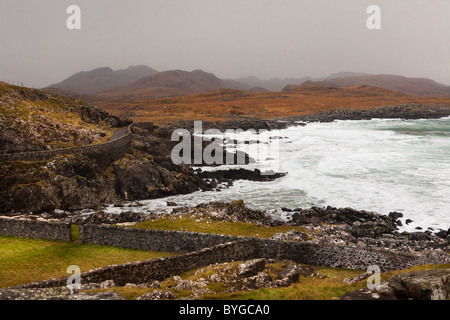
[341,268,450,300]
[238,259,266,277]
[388,211,403,221]
[435,230,448,239]
[198,168,286,182]
[290,206,397,238]
[408,232,431,241]
[246,272,273,289]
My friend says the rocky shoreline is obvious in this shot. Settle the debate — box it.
[282,206,449,261]
[172,103,450,128]
[287,103,450,123]
[2,103,450,300]
[3,102,450,215]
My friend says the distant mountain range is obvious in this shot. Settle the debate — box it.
[46,65,158,95]
[45,66,450,98]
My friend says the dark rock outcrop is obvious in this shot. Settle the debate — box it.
[198,168,286,183]
[0,126,211,214]
[281,205,449,261]
[291,104,450,123]
[341,268,450,300]
[169,200,279,226]
[289,206,398,238]
[112,156,206,201]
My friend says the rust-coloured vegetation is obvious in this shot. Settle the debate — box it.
[94,84,450,124]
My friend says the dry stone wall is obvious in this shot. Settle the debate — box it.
[14,240,259,289]
[79,224,244,253]
[256,238,426,272]
[79,224,432,272]
[0,217,71,241]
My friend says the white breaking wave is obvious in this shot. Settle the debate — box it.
[104,117,450,232]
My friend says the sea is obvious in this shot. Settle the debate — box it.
[102,117,450,233]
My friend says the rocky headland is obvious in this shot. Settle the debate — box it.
[0,124,208,214]
[288,103,450,123]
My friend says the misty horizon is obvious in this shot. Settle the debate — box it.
[2,65,450,91]
[38,65,450,91]
[1,0,449,88]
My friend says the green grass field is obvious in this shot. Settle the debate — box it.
[131,217,311,239]
[0,235,177,288]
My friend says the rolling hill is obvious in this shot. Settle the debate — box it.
[100,69,249,99]
[45,65,158,95]
[297,74,450,97]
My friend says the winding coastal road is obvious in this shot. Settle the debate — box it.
[0,124,133,162]
[110,127,129,141]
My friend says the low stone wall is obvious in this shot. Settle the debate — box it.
[79,224,243,253]
[0,217,71,241]
[256,239,426,272]
[14,240,260,289]
[79,224,431,272]
[12,234,428,290]
[0,124,134,162]
[5,221,438,289]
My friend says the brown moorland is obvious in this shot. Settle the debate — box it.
[93,84,450,124]
[301,74,450,97]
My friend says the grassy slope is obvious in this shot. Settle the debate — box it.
[0,235,177,288]
[130,217,311,239]
[0,82,115,150]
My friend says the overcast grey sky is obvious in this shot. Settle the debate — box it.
[1,0,449,88]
